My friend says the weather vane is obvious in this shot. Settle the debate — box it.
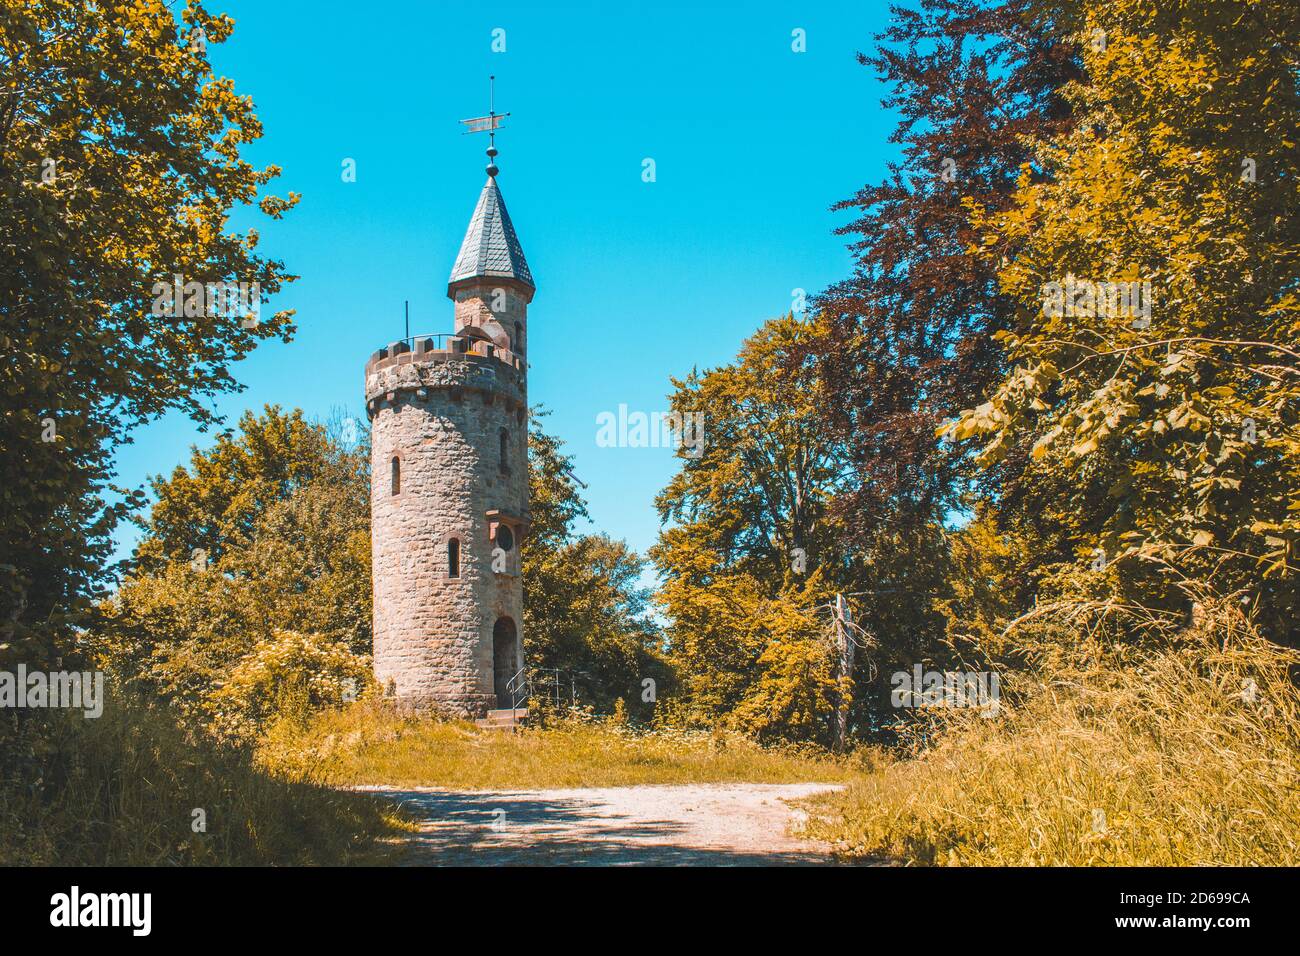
[459,75,509,177]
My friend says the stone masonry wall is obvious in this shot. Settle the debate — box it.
[366,351,527,717]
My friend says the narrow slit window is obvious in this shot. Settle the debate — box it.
[447,538,460,579]
[390,456,400,495]
[499,428,509,472]
[514,322,523,351]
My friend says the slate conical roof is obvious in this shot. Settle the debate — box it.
[448,176,534,292]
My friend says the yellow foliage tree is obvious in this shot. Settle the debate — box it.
[942,0,1299,637]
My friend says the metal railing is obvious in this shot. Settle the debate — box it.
[505,667,590,713]
[387,331,522,368]
[506,666,530,712]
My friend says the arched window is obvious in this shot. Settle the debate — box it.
[447,537,460,579]
[499,428,509,473]
[390,456,400,495]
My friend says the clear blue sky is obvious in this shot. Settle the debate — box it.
[111,0,898,572]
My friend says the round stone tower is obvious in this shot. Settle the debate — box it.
[365,165,534,717]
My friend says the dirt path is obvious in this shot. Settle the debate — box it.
[360,783,845,865]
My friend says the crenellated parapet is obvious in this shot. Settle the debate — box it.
[364,337,525,419]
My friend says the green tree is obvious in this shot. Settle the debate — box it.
[801,0,1079,549]
[655,316,851,591]
[523,411,667,716]
[93,407,369,732]
[943,0,1300,639]
[652,316,942,740]
[0,1,297,663]
[133,406,350,571]
[764,0,1083,735]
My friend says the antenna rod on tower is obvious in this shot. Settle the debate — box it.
[404,300,409,342]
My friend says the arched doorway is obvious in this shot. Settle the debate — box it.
[492,617,518,709]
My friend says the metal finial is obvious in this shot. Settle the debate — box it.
[486,75,498,176]
[459,75,509,177]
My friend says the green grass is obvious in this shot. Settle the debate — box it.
[258,702,857,790]
[0,694,410,866]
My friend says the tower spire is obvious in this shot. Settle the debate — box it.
[450,78,533,295]
[459,75,509,178]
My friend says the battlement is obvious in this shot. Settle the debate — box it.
[363,334,526,419]
[365,334,524,376]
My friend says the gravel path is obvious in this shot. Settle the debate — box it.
[359,783,845,866]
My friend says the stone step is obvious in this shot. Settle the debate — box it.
[474,707,528,731]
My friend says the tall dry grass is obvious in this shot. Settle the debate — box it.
[258,703,857,790]
[0,692,407,865]
[801,598,1300,865]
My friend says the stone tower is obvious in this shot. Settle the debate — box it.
[365,160,533,717]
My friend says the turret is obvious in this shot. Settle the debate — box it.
[365,130,533,717]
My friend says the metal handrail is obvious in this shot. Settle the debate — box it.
[389,331,521,367]
[505,666,590,712]
[506,666,530,712]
